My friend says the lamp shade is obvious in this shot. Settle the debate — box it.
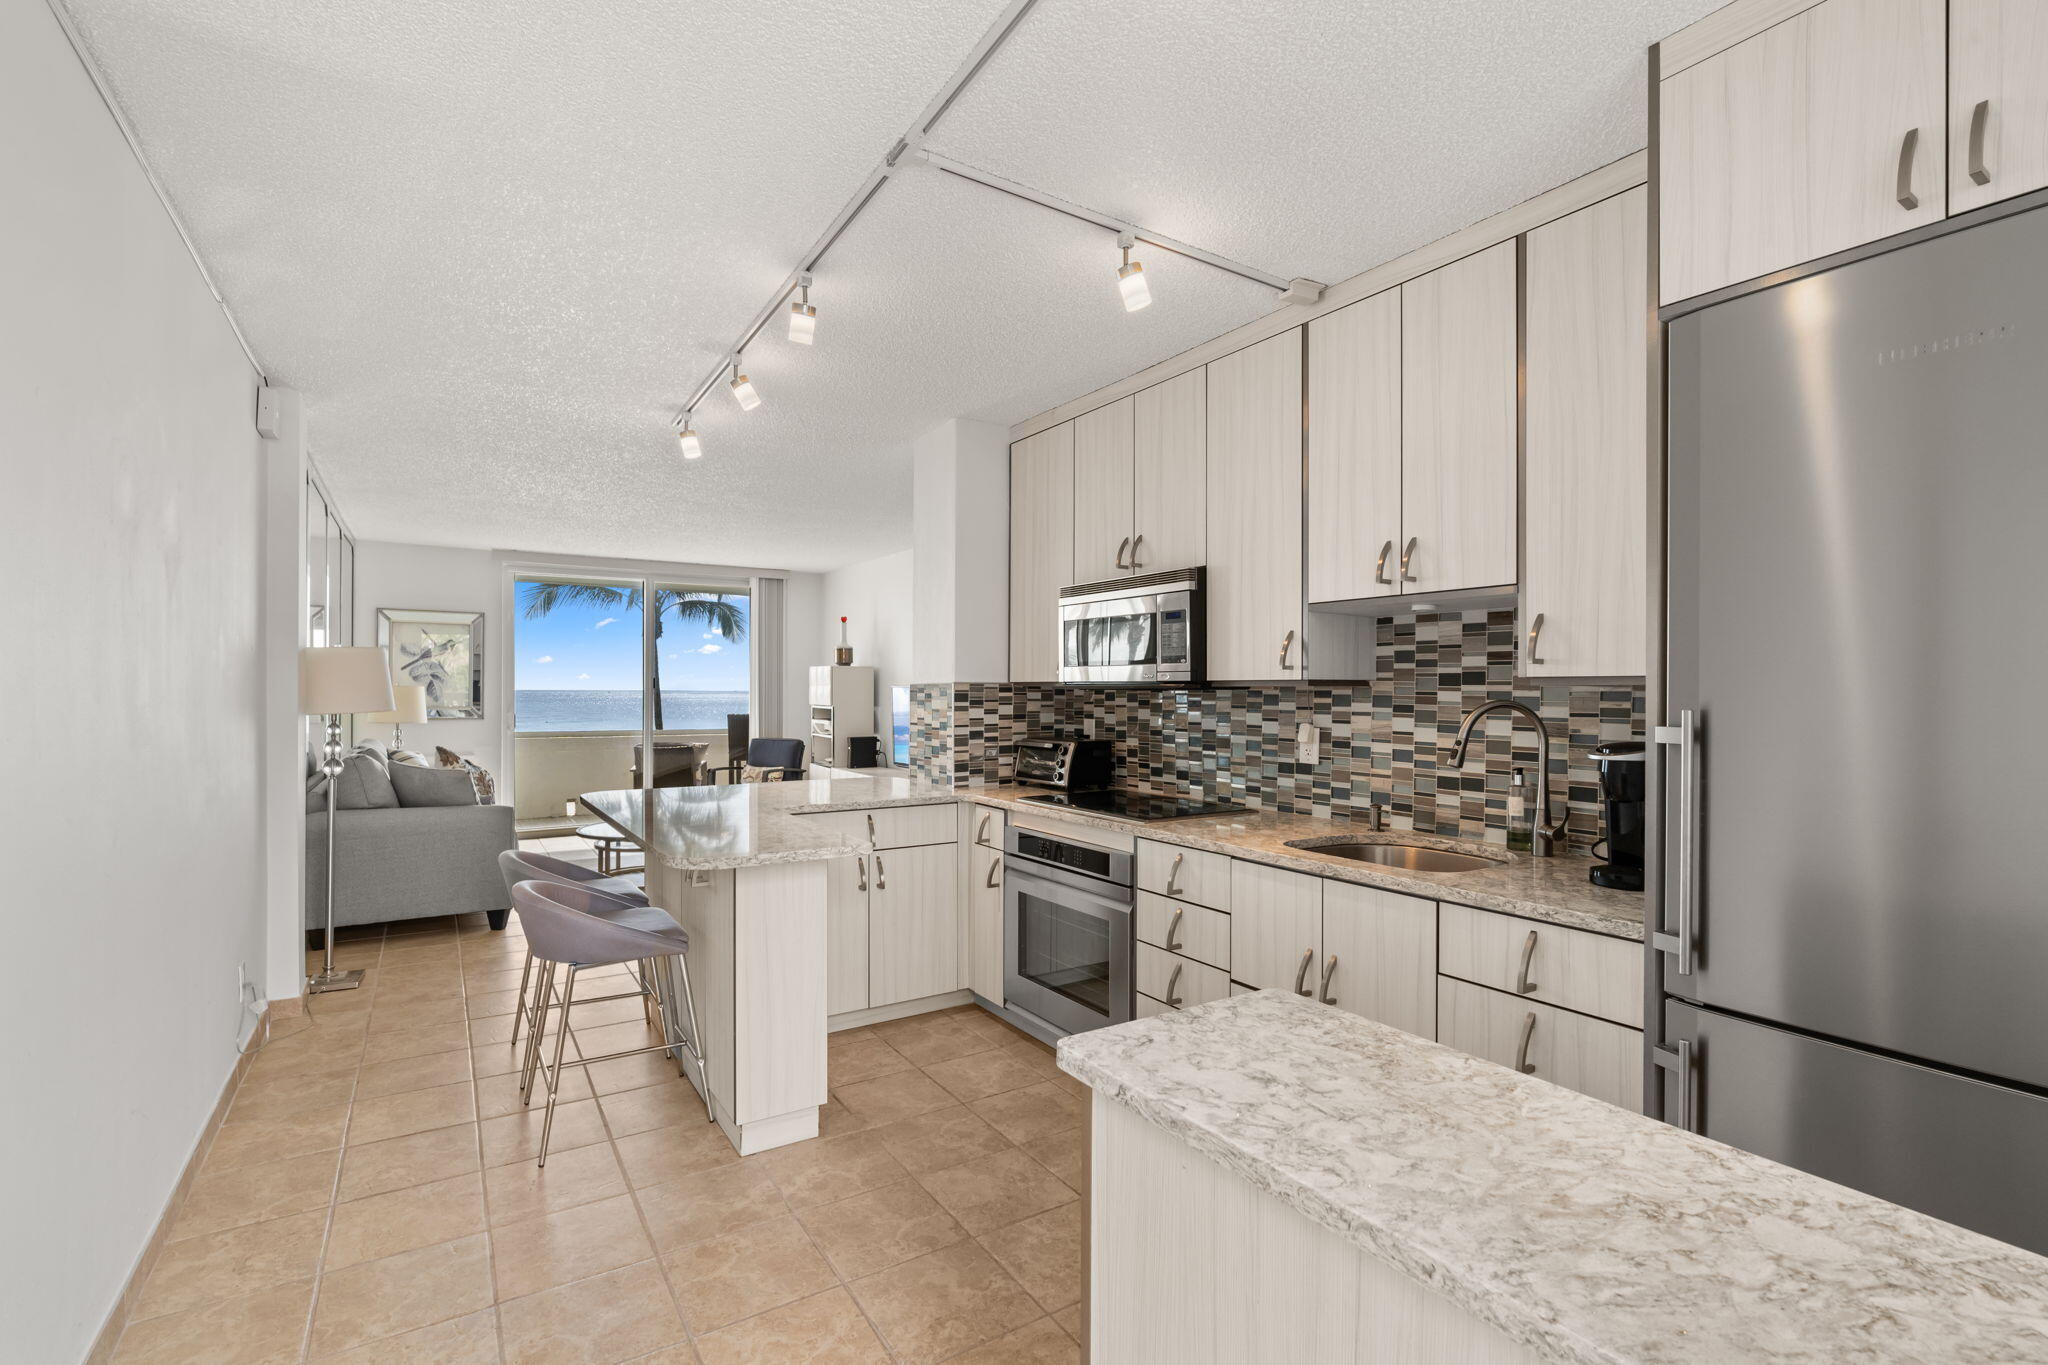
[300,647,396,716]
[366,683,428,726]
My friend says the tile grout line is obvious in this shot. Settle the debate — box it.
[454,920,511,1365]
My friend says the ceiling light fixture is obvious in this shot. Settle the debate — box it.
[1116,232,1152,312]
[728,358,761,411]
[677,412,702,459]
[788,273,817,345]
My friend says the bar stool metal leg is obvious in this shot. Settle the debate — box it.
[538,965,579,1167]
[521,960,557,1104]
[510,947,536,1048]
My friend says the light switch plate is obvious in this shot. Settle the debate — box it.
[1296,721,1319,765]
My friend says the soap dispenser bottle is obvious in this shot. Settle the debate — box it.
[1507,768,1533,852]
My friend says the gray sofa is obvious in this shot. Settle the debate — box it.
[305,740,516,932]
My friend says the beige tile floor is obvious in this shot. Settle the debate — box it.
[109,912,1086,1364]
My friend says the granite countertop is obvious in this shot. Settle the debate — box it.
[1059,993,2048,1364]
[966,785,1644,940]
[578,773,956,870]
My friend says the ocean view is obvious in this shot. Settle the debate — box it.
[515,689,747,733]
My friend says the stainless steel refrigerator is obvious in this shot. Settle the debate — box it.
[1658,194,2048,1254]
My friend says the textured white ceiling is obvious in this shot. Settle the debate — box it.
[57,0,1717,571]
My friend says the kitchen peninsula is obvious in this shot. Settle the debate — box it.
[578,772,956,1154]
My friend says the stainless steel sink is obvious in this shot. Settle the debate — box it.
[1287,841,1500,873]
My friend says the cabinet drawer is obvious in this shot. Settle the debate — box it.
[1135,942,1230,1011]
[1135,991,1175,1020]
[1437,902,1642,1028]
[962,804,1004,852]
[1437,977,1643,1112]
[1135,840,1231,909]
[1134,891,1229,971]
[810,803,959,850]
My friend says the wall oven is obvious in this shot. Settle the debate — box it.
[1057,567,1203,686]
[1003,824,1134,1038]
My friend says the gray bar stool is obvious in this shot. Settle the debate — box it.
[497,850,658,1056]
[510,878,713,1166]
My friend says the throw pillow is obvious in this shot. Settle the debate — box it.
[741,764,789,783]
[435,746,497,803]
[333,750,399,809]
[388,748,429,767]
[389,761,481,807]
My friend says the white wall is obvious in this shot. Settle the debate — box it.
[0,4,267,1358]
[352,539,504,771]
[912,418,1011,682]
[821,550,916,759]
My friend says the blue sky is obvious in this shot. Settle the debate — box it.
[514,581,750,691]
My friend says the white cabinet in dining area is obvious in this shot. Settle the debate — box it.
[1522,186,1649,678]
[1205,328,1305,681]
[1009,421,1074,682]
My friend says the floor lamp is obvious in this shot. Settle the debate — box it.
[300,647,395,993]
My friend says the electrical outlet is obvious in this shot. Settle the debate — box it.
[1295,721,1320,766]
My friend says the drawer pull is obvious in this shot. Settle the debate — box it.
[1165,963,1185,1009]
[1318,954,1338,1006]
[1373,539,1395,586]
[976,812,992,846]
[866,812,876,842]
[1896,127,1921,210]
[1115,536,1132,571]
[856,855,867,893]
[1399,536,1419,583]
[874,854,886,891]
[1515,1012,1538,1074]
[1165,906,1185,952]
[1293,948,1315,997]
[1969,99,1993,186]
[1515,930,1539,995]
[1165,852,1185,897]
[985,859,1001,889]
[1526,612,1545,667]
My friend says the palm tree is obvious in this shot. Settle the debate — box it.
[520,581,747,730]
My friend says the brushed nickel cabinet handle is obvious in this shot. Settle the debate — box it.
[1164,852,1185,897]
[1896,127,1921,210]
[1515,1012,1538,1074]
[1279,629,1296,670]
[976,813,991,846]
[874,854,886,891]
[1399,536,1419,583]
[1969,99,1992,186]
[1165,906,1185,952]
[1293,948,1315,997]
[1115,536,1132,571]
[1130,533,1144,570]
[1526,613,1546,667]
[866,812,875,842]
[856,855,867,893]
[985,858,1001,889]
[1165,963,1185,1008]
[1318,954,1338,1006]
[1515,930,1539,995]
[1374,539,1395,586]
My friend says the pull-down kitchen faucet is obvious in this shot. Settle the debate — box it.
[1447,700,1569,856]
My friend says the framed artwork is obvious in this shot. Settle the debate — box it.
[377,608,484,718]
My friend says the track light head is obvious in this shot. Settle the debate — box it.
[1115,232,1151,312]
[677,414,702,459]
[789,274,817,345]
[728,359,761,411]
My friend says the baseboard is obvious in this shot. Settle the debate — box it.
[827,989,974,1032]
[82,1001,284,1365]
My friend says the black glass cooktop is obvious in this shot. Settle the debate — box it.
[1020,789,1247,822]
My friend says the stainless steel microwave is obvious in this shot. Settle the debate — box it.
[1056,568,1203,686]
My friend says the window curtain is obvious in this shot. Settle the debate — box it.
[749,575,785,739]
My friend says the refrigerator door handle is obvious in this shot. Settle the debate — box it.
[1653,1039,1695,1132]
[1654,710,1699,975]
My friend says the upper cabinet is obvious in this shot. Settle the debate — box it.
[1523,187,1650,678]
[1205,329,1305,681]
[1398,240,1518,596]
[1949,0,2048,215]
[1307,290,1401,604]
[1658,0,1947,304]
[1072,397,1135,584]
[1009,422,1073,683]
[1132,368,1206,575]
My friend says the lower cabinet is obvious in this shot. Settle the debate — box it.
[1228,861,1324,996]
[868,842,961,1008]
[1318,882,1437,1040]
[824,852,872,1016]
[961,805,1005,1004]
[1436,976,1643,1111]
[1136,941,1230,1010]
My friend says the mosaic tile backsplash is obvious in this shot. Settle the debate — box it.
[910,611,1645,849]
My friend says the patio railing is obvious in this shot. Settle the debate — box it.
[512,731,731,821]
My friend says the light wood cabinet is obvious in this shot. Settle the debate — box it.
[1072,396,1136,584]
[1949,0,2048,214]
[1134,839,1231,911]
[1135,891,1230,972]
[1438,902,1644,1029]
[1318,882,1437,1039]
[1437,977,1643,1112]
[1205,329,1305,681]
[1658,0,1946,304]
[1400,240,1518,595]
[824,853,870,1016]
[1136,941,1231,1010]
[1228,860,1322,994]
[1307,289,1403,604]
[867,842,961,1008]
[1522,187,1649,679]
[1132,368,1206,573]
[1009,422,1074,682]
[961,806,1004,1004]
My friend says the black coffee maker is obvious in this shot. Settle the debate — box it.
[1589,741,1646,891]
